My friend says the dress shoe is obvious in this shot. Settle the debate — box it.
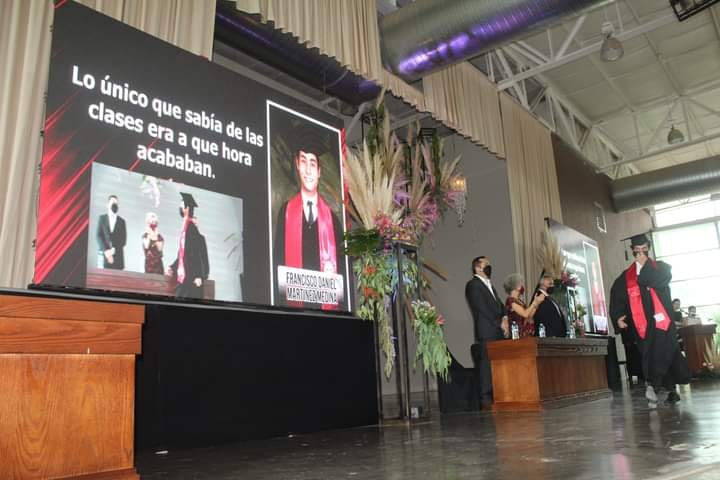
[666,390,681,404]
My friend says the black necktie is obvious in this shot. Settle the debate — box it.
[307,201,314,223]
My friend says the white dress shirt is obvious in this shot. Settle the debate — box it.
[301,192,318,223]
[108,211,117,232]
[474,274,495,298]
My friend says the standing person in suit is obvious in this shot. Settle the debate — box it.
[465,256,509,408]
[166,192,209,299]
[96,194,126,270]
[534,272,568,337]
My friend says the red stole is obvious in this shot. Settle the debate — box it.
[284,193,338,310]
[625,262,671,339]
[176,217,190,283]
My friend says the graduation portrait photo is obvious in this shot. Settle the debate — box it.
[267,101,350,311]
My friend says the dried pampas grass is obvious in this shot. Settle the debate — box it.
[537,227,566,279]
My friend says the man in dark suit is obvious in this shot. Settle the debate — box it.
[465,256,508,408]
[167,193,209,299]
[533,273,568,337]
[96,194,126,270]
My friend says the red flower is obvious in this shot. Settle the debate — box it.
[436,315,445,326]
[364,264,377,275]
[363,286,378,298]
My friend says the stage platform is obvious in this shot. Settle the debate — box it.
[136,381,720,480]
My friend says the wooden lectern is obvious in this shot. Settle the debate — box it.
[0,293,144,479]
[487,337,611,412]
[680,324,717,375]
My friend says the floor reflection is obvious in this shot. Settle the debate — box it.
[137,381,720,479]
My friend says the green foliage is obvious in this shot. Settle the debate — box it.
[344,229,382,257]
[411,300,452,381]
[353,252,395,378]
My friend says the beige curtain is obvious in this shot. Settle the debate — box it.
[236,0,428,109]
[0,1,53,288]
[78,0,216,58]
[0,0,215,288]
[381,70,426,111]
[501,93,563,287]
[237,0,385,83]
[423,62,506,158]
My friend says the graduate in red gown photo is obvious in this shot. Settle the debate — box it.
[272,122,345,309]
[166,192,209,299]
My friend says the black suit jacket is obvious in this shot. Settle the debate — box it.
[96,214,126,270]
[465,276,505,341]
[533,290,567,337]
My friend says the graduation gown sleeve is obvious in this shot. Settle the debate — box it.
[609,274,629,333]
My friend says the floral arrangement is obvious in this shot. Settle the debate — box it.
[344,94,464,379]
[559,270,579,288]
[411,300,452,381]
[538,227,566,280]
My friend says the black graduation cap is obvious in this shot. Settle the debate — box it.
[288,119,330,159]
[180,192,198,209]
[621,231,652,260]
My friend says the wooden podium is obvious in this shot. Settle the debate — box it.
[0,292,144,479]
[680,324,717,375]
[487,337,611,412]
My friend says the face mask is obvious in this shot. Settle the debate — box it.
[519,286,525,296]
[483,265,492,278]
[546,286,555,294]
[149,222,158,230]
[110,203,118,214]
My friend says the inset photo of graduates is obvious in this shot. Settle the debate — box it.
[267,101,349,311]
[86,163,245,302]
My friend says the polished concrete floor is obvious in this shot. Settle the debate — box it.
[136,381,720,479]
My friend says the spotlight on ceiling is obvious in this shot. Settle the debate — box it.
[667,125,685,145]
[600,22,624,62]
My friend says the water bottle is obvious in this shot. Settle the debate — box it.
[568,326,576,339]
[539,323,546,338]
[511,321,520,340]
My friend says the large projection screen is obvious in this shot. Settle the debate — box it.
[547,218,609,334]
[33,1,351,312]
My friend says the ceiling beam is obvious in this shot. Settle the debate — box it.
[596,78,720,124]
[624,1,687,106]
[497,12,677,91]
[597,130,720,172]
[555,14,587,59]
[495,49,528,107]
[500,43,628,161]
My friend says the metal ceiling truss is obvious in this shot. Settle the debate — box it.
[487,2,720,176]
[489,46,637,178]
[496,10,677,92]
